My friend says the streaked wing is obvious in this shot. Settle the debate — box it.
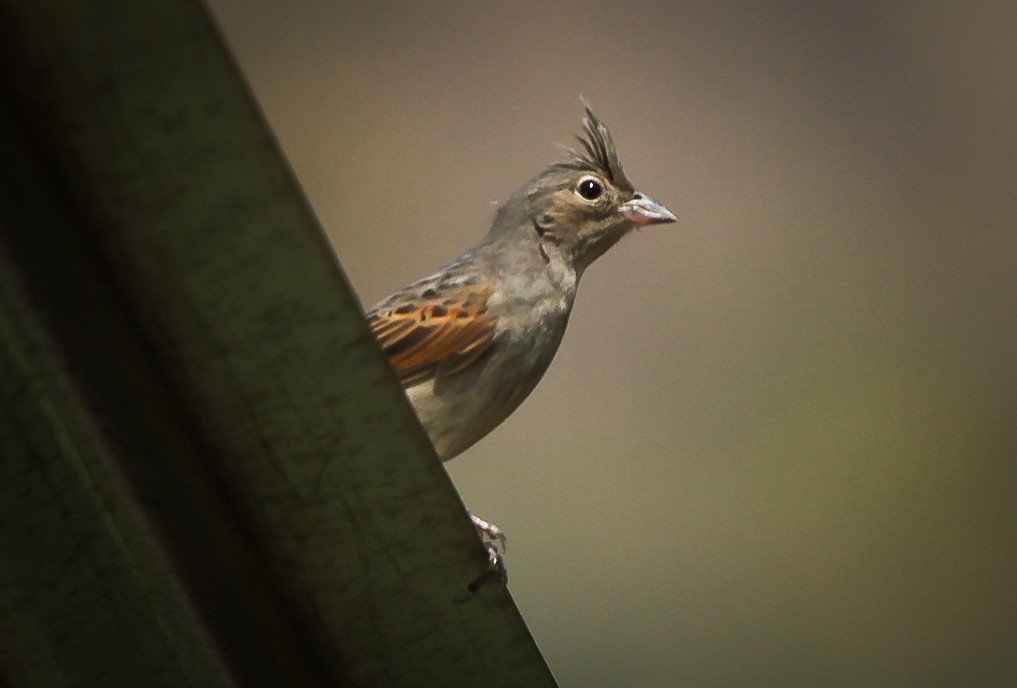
[368,288,496,386]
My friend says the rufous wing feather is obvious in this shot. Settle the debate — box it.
[368,289,496,386]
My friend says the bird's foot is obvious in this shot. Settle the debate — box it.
[470,513,508,553]
[456,513,509,602]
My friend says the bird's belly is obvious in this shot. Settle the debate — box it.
[404,317,567,461]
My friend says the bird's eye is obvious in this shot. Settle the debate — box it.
[577,177,604,201]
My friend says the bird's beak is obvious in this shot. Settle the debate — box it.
[619,193,677,226]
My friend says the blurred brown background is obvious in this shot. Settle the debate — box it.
[206,1,1017,685]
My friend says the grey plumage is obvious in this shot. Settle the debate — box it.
[368,107,676,462]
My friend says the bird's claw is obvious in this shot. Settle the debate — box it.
[456,514,509,602]
[470,513,508,552]
[457,541,508,603]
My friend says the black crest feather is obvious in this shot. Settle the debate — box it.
[554,104,633,192]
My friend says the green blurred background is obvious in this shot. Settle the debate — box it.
[206,1,1017,685]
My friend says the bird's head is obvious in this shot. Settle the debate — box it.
[490,106,677,275]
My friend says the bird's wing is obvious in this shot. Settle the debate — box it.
[367,287,496,387]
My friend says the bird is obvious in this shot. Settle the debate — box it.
[366,105,676,592]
